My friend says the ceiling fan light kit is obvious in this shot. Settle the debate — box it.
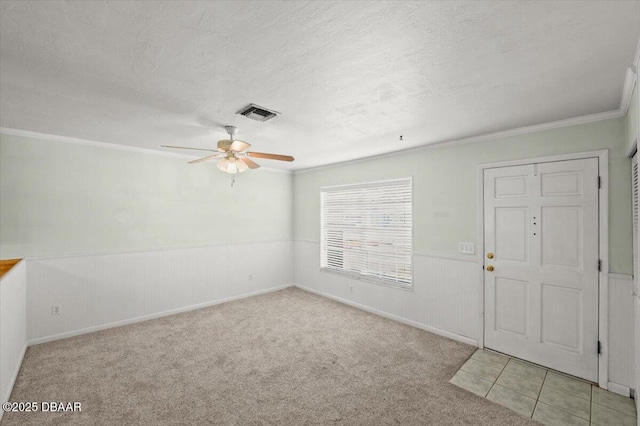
[217,156,248,174]
[161,125,294,174]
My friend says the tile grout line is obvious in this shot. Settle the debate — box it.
[589,385,594,423]
[458,351,637,423]
[498,358,547,382]
[529,368,595,422]
[458,353,508,385]
[590,399,637,421]
[530,369,549,419]
[591,385,638,420]
[536,379,593,422]
[483,355,511,398]
[541,381,592,402]
[493,364,546,401]
[484,355,592,421]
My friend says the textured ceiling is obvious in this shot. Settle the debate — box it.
[1,1,639,170]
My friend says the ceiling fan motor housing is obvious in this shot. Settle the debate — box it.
[217,140,233,151]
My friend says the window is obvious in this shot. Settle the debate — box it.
[320,178,413,289]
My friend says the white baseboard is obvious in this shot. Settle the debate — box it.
[0,341,28,421]
[28,284,294,346]
[294,284,478,347]
[606,381,631,397]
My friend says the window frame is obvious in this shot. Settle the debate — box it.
[319,177,413,290]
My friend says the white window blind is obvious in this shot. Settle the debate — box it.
[320,178,413,288]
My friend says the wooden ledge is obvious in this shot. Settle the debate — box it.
[0,259,22,280]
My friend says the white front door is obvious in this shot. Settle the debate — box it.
[483,158,599,381]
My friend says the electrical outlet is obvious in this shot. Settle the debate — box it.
[51,305,61,316]
[248,274,253,281]
[458,242,475,255]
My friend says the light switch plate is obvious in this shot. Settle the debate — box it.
[458,242,475,255]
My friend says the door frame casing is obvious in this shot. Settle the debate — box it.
[476,149,609,388]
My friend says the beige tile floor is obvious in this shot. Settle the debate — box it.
[450,349,638,425]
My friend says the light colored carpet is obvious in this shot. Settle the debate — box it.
[2,287,537,425]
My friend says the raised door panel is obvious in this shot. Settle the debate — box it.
[495,208,529,263]
[494,277,528,337]
[540,171,583,197]
[495,175,528,198]
[541,206,582,269]
[541,283,582,352]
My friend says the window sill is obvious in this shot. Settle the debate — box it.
[319,267,413,292]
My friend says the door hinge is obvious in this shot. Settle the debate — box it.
[597,259,601,271]
[597,340,602,354]
[598,176,601,189]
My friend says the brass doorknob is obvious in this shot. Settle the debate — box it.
[486,265,494,272]
[487,253,494,259]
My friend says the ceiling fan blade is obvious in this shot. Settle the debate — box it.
[246,152,294,162]
[240,157,260,169]
[161,145,217,152]
[188,154,224,164]
[229,140,251,152]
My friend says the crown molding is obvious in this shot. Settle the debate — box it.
[0,127,195,159]
[0,127,292,174]
[296,37,640,173]
[294,109,623,174]
[0,107,622,176]
[620,66,637,115]
[2,37,638,177]
[621,36,640,114]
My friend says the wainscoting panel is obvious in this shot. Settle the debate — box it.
[27,241,293,343]
[636,294,639,412]
[608,274,635,391]
[0,260,27,409]
[293,240,481,344]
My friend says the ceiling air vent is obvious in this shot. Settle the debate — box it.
[236,104,280,122]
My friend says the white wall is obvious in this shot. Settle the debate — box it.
[293,116,635,393]
[0,260,27,416]
[294,241,479,345]
[0,129,297,404]
[622,52,639,414]
[294,117,632,274]
[1,113,636,403]
[625,58,640,417]
[0,132,293,259]
[635,295,639,410]
[608,274,635,391]
[626,84,638,155]
[27,241,293,344]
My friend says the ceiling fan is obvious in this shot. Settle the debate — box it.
[161,126,294,174]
